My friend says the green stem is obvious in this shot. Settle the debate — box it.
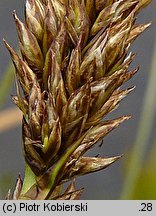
[120,40,156,199]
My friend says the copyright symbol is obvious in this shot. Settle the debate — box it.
[3,203,16,213]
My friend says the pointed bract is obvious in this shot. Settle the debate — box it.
[63,156,121,179]
[13,175,23,200]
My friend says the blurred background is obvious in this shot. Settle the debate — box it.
[0,0,156,200]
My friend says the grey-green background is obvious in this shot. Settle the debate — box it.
[0,0,156,199]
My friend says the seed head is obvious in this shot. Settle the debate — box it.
[4,0,151,199]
